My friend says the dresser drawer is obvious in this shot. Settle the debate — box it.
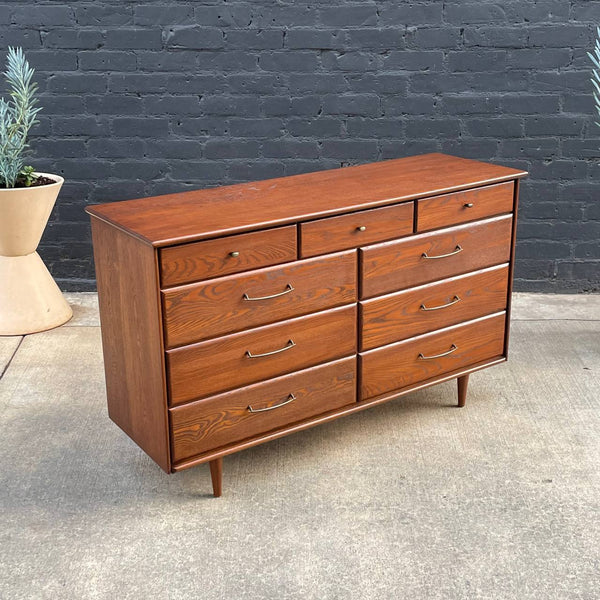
[417,182,513,232]
[361,215,512,299]
[299,202,414,258]
[360,312,506,400]
[160,225,297,287]
[361,264,509,351]
[170,357,356,462]
[167,304,356,405]
[162,251,357,348]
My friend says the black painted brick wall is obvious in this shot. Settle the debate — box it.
[1,1,599,291]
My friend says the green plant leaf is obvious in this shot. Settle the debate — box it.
[0,47,40,188]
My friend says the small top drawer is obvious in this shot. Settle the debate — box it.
[417,182,514,232]
[299,202,414,258]
[160,226,297,287]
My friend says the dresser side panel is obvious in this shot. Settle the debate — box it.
[504,178,521,356]
[91,217,170,472]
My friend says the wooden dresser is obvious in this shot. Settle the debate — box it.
[87,153,527,496]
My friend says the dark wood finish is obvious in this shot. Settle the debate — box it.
[167,305,357,405]
[360,264,509,351]
[162,251,357,348]
[299,201,414,258]
[209,458,222,497]
[457,374,469,408]
[172,356,507,471]
[170,357,356,463]
[416,181,514,232]
[160,225,297,287]
[360,312,506,400]
[90,217,170,472]
[86,153,526,247]
[361,215,513,299]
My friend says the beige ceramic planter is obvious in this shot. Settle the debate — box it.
[0,174,72,335]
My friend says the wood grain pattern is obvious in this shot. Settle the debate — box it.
[299,201,414,258]
[86,153,527,247]
[360,312,506,400]
[167,304,357,405]
[360,264,509,351]
[170,357,356,463]
[90,217,170,472]
[160,225,297,287]
[87,153,526,492]
[361,214,513,299]
[172,356,507,470]
[162,250,357,348]
[416,181,514,232]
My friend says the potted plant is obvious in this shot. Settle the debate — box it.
[0,47,71,335]
[590,27,600,131]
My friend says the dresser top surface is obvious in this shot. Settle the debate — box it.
[86,153,526,247]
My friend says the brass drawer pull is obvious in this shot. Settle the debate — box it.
[248,393,296,413]
[418,344,457,360]
[229,251,240,257]
[420,295,461,311]
[245,339,296,359]
[356,225,367,232]
[464,203,474,208]
[243,283,294,301]
[421,245,463,260]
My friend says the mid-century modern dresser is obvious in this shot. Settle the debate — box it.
[87,153,527,496]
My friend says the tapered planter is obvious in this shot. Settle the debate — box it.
[0,174,72,335]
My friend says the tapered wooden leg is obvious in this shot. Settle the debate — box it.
[209,458,223,497]
[457,374,469,408]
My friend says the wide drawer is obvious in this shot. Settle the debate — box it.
[417,181,514,232]
[360,312,506,400]
[299,202,414,258]
[162,250,357,348]
[360,264,509,351]
[170,357,356,463]
[361,214,512,299]
[160,225,297,287]
[167,304,357,405]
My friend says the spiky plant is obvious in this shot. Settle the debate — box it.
[0,47,41,188]
[590,26,600,130]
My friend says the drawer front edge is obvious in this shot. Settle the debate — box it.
[300,202,414,258]
[163,250,357,348]
[360,312,506,400]
[160,225,297,287]
[361,264,510,350]
[167,304,357,405]
[361,215,513,299]
[170,357,357,463]
[417,181,514,232]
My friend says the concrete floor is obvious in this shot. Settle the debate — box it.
[0,293,598,600]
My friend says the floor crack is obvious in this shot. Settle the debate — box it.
[0,336,24,380]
